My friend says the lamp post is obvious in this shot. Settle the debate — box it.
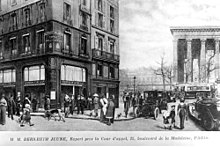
[133,76,136,95]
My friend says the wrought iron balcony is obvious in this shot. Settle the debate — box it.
[92,49,120,62]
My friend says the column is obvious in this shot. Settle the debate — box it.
[200,38,206,83]
[186,39,192,83]
[215,39,220,80]
[173,38,178,84]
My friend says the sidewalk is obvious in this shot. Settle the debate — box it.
[30,103,136,121]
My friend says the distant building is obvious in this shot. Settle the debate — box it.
[170,26,220,85]
[0,0,119,110]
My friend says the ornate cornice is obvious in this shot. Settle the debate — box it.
[170,26,220,34]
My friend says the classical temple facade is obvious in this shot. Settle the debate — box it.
[170,26,220,85]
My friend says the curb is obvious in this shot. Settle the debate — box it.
[30,113,136,121]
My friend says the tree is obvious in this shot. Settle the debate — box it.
[206,51,216,83]
[153,54,167,92]
[165,65,174,90]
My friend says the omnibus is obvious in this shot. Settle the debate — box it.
[176,84,213,99]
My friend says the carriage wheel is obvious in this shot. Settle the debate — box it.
[134,107,140,118]
[154,107,159,120]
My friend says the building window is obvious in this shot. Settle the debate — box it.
[0,69,16,83]
[11,13,17,29]
[110,6,114,19]
[82,0,86,6]
[103,66,108,78]
[98,13,103,28]
[98,37,103,51]
[109,41,114,54]
[115,68,119,79]
[64,3,71,20]
[39,3,46,21]
[110,66,115,78]
[92,64,96,77]
[37,30,44,53]
[61,65,86,82]
[80,36,87,55]
[64,32,71,53]
[24,8,31,26]
[97,64,103,77]
[10,37,17,56]
[110,19,114,33]
[24,65,45,82]
[81,12,87,26]
[98,0,103,12]
[23,34,31,54]
[0,40,2,59]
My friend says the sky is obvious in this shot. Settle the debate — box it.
[119,0,220,69]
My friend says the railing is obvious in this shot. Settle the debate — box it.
[92,49,120,62]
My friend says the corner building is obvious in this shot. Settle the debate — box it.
[91,0,120,107]
[0,0,119,110]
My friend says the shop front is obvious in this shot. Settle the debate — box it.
[23,65,46,111]
[0,68,16,99]
[60,64,87,108]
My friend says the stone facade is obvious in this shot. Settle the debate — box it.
[0,0,120,109]
[171,26,220,85]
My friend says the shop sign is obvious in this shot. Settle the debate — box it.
[0,82,16,87]
[24,80,45,86]
[61,80,85,86]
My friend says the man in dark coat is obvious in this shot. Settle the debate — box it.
[15,94,21,116]
[124,93,130,118]
[106,95,115,125]
[169,105,176,129]
[8,95,16,120]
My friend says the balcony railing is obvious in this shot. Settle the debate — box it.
[92,49,120,62]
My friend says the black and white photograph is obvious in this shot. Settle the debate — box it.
[0,0,220,146]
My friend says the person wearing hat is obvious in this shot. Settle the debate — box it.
[99,94,108,123]
[20,104,34,127]
[0,94,7,125]
[23,95,31,111]
[7,94,16,120]
[106,95,115,125]
[93,93,99,117]
[169,105,176,129]
[15,93,21,116]
[177,98,188,129]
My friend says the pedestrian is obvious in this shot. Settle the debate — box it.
[23,95,31,110]
[8,94,16,120]
[93,93,99,117]
[45,95,50,110]
[32,97,38,112]
[0,94,7,125]
[99,94,108,122]
[64,94,70,117]
[16,93,21,116]
[177,98,188,129]
[124,93,130,118]
[87,95,93,111]
[169,105,176,129]
[70,94,75,115]
[77,94,85,115]
[20,104,34,127]
[106,95,115,125]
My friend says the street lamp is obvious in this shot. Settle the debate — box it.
[133,76,136,95]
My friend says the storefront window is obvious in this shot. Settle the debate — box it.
[103,66,108,78]
[24,65,45,81]
[0,71,3,83]
[61,65,86,82]
[40,65,45,80]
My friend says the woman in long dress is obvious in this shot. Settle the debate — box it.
[0,94,7,125]
[106,96,115,125]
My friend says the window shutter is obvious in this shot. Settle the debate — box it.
[95,0,98,10]
[95,12,98,27]
[108,40,110,53]
[103,38,106,51]
[63,3,66,20]
[94,36,98,49]
[103,15,105,29]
